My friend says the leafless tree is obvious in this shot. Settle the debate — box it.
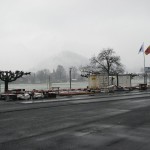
[91,48,124,75]
[55,65,67,82]
[0,71,30,92]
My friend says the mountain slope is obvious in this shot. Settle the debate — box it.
[33,51,89,71]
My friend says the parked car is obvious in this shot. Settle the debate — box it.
[33,92,44,99]
[17,93,30,100]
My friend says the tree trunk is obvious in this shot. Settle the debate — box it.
[5,81,8,92]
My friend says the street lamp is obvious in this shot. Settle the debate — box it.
[69,68,72,89]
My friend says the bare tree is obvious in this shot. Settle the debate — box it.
[55,65,67,82]
[91,48,124,75]
[36,69,50,83]
[0,71,30,92]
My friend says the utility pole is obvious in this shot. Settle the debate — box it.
[48,75,51,90]
[69,68,72,89]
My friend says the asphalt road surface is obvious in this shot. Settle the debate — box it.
[1,92,150,150]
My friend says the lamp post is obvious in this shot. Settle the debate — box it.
[0,81,1,93]
[48,75,51,90]
[69,68,72,90]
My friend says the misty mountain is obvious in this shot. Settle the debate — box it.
[32,51,89,71]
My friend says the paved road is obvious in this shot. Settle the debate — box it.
[1,92,150,150]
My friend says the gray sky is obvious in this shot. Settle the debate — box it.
[0,0,150,72]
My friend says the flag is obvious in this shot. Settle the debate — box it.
[145,46,150,55]
[138,43,144,54]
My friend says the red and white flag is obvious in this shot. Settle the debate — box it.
[145,46,150,55]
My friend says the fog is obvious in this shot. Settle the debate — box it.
[0,0,150,72]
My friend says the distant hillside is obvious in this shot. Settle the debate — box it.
[32,51,89,71]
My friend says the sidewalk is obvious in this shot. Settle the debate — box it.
[0,90,150,113]
[21,89,150,103]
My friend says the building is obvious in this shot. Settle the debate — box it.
[88,74,132,89]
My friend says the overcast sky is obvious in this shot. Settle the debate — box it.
[0,0,150,72]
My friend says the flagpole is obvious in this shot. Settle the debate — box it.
[143,43,147,84]
[138,42,147,84]
[143,42,145,70]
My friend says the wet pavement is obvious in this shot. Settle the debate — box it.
[0,91,150,149]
